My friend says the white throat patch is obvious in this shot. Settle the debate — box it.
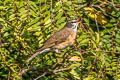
[72,23,78,32]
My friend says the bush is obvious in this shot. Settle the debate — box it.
[0,0,120,80]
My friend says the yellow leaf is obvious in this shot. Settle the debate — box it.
[88,12,97,19]
[102,19,107,24]
[103,0,107,4]
[14,32,17,36]
[63,0,68,2]
[2,56,6,60]
[69,56,81,62]
[84,7,107,25]
[84,7,93,11]
[96,12,107,24]
[55,1,61,6]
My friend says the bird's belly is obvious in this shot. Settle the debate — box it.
[53,33,76,49]
[53,41,73,49]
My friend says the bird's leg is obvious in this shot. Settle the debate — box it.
[52,49,59,53]
[51,48,63,53]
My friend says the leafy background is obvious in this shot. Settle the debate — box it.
[0,0,120,80]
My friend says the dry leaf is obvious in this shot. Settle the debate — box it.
[69,56,81,62]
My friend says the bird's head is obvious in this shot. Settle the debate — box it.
[66,20,81,29]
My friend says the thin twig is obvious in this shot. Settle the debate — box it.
[34,72,47,80]
[92,7,100,49]
[34,67,71,80]
[7,71,10,80]
[60,0,68,20]
[18,68,30,76]
[76,3,88,10]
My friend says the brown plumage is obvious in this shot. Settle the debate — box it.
[37,27,73,52]
[26,20,80,62]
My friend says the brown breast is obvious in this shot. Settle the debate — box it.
[52,30,76,49]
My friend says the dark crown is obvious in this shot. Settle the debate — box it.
[66,20,79,28]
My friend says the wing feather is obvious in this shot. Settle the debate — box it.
[43,27,71,48]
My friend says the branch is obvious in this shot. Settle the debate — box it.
[34,72,47,80]
[34,67,71,80]
[76,3,88,10]
[18,68,30,76]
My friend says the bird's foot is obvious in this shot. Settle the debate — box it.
[52,49,61,53]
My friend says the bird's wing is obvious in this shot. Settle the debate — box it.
[42,27,71,48]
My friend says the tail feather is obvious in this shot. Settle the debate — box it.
[25,48,50,62]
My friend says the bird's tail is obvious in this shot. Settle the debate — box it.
[25,47,50,63]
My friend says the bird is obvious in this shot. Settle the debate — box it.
[26,20,80,62]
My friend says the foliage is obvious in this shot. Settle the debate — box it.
[0,0,120,80]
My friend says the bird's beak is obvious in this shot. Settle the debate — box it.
[76,21,81,24]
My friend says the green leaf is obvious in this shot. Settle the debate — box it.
[110,19,116,23]
[33,32,41,36]
[19,10,27,16]
[104,23,113,27]
[57,22,66,30]
[20,14,27,20]
[29,1,38,12]
[69,63,81,68]
[0,6,5,10]
[28,17,40,26]
[0,18,5,23]
[95,32,99,44]
[54,11,63,20]
[116,47,120,52]
[3,32,9,37]
[21,30,29,38]
[54,5,61,12]
[44,19,51,25]
[9,14,16,21]
[56,17,66,24]
[31,22,41,28]
[103,35,111,39]
[84,18,89,25]
[70,69,80,79]
[116,39,120,44]
[29,9,38,17]
[43,11,50,17]
[79,39,89,44]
